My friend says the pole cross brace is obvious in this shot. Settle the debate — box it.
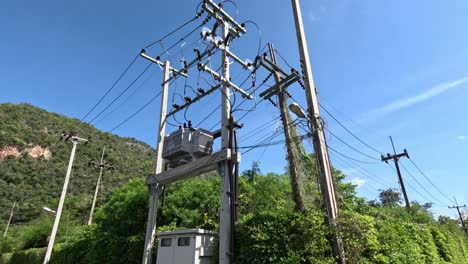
[203,0,246,37]
[167,83,222,117]
[146,149,241,186]
[140,50,188,79]
[259,72,300,99]
[199,63,253,99]
[381,150,409,162]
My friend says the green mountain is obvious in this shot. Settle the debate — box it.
[0,103,154,224]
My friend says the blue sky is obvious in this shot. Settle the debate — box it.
[1,0,467,218]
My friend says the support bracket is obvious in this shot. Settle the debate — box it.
[146,149,241,186]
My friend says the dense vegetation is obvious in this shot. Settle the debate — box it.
[0,103,154,249]
[1,103,467,263]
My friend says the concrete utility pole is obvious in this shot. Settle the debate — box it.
[87,147,113,225]
[449,197,467,233]
[141,2,249,263]
[3,201,16,239]
[267,43,306,212]
[219,21,233,264]
[142,61,170,264]
[290,0,346,262]
[381,137,410,210]
[43,134,89,264]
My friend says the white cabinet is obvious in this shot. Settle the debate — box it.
[156,229,216,264]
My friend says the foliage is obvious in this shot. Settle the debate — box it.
[378,188,401,207]
[0,103,154,254]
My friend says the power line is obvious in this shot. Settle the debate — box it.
[80,54,140,122]
[399,162,448,206]
[326,143,379,164]
[407,157,455,204]
[327,149,392,188]
[319,103,383,155]
[324,126,380,161]
[81,9,204,124]
[88,63,153,124]
[108,90,163,133]
[94,64,157,125]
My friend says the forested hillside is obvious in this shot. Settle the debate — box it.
[0,103,154,229]
[0,103,467,264]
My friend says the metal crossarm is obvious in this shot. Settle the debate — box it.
[199,63,253,99]
[203,0,246,37]
[140,50,188,78]
[166,83,221,117]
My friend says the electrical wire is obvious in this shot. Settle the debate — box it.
[108,90,163,133]
[407,158,454,204]
[324,126,380,161]
[143,7,204,49]
[400,163,448,206]
[80,54,140,122]
[88,63,153,124]
[94,64,157,125]
[319,103,383,155]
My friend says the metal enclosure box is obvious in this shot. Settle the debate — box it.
[162,128,214,168]
[156,229,216,264]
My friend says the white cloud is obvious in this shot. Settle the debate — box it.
[456,135,466,141]
[341,168,359,176]
[363,76,468,120]
[351,177,366,188]
[307,11,320,22]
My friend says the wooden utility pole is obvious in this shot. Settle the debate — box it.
[268,43,306,212]
[290,0,346,262]
[381,137,410,210]
[3,201,16,239]
[449,197,467,233]
[44,134,89,264]
[87,147,113,225]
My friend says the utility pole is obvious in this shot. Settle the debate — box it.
[3,201,16,239]
[290,0,346,262]
[381,137,410,210]
[142,61,170,264]
[449,197,467,233]
[267,43,306,212]
[219,20,233,264]
[87,147,113,225]
[141,2,250,263]
[43,134,89,264]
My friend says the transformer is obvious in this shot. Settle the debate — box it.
[162,127,214,168]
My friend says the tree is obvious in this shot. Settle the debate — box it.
[379,188,401,207]
[242,161,261,182]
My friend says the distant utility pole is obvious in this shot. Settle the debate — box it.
[449,197,467,233]
[43,133,89,264]
[3,201,16,239]
[87,147,113,225]
[290,0,346,262]
[381,137,410,210]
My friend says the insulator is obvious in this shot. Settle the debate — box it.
[197,88,206,94]
[193,48,201,60]
[184,96,192,103]
[172,104,180,109]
